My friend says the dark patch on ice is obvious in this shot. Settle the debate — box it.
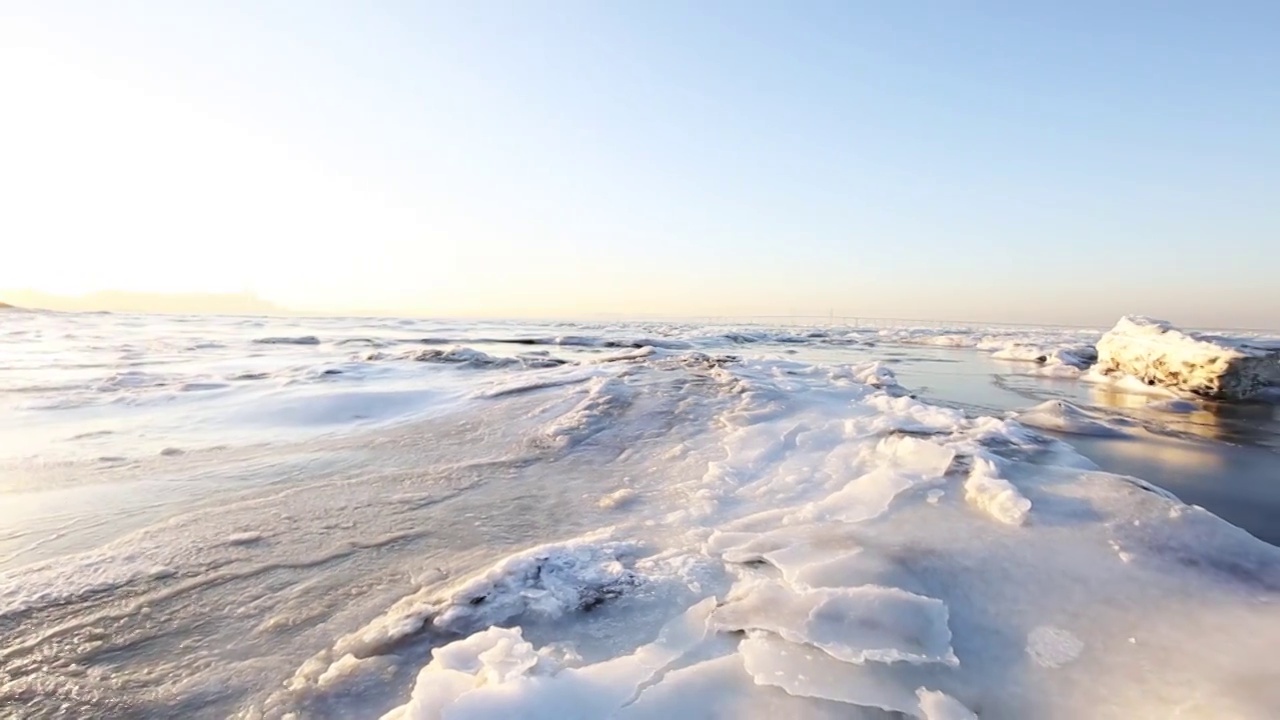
[253,336,321,346]
[69,430,114,440]
[416,336,692,350]
[180,382,229,392]
[887,428,951,439]
[356,561,642,659]
[672,353,740,370]
[412,337,458,345]
[517,354,571,368]
[229,371,271,381]
[1163,548,1280,593]
[410,348,568,369]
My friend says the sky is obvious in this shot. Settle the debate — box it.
[2,1,1278,327]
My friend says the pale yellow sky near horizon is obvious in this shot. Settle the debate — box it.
[0,37,831,320]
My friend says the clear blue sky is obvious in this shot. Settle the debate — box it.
[3,1,1278,326]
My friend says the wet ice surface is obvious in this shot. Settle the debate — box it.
[1,312,1279,719]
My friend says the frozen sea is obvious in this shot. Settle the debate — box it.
[1,311,1279,719]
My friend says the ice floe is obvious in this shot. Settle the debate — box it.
[361,350,1280,719]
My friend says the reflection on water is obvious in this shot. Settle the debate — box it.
[785,343,1280,547]
[1067,432,1280,546]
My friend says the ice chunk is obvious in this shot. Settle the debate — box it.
[315,652,397,690]
[1028,363,1083,378]
[322,535,646,664]
[796,437,954,524]
[837,361,899,388]
[1094,316,1280,400]
[598,488,638,510]
[378,626,552,720]
[383,599,716,719]
[709,579,957,666]
[992,343,1094,369]
[1015,400,1128,437]
[864,395,966,435]
[963,455,1031,526]
[803,467,930,524]
[916,688,978,720]
[429,536,645,634]
[738,632,923,714]
[876,435,957,477]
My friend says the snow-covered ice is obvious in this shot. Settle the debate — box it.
[2,313,1280,719]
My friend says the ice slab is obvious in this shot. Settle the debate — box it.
[708,579,957,666]
[381,598,716,720]
[739,632,924,715]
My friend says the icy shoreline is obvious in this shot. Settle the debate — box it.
[269,355,1280,720]
[4,313,1280,718]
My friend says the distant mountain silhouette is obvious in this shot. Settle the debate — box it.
[0,289,286,315]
